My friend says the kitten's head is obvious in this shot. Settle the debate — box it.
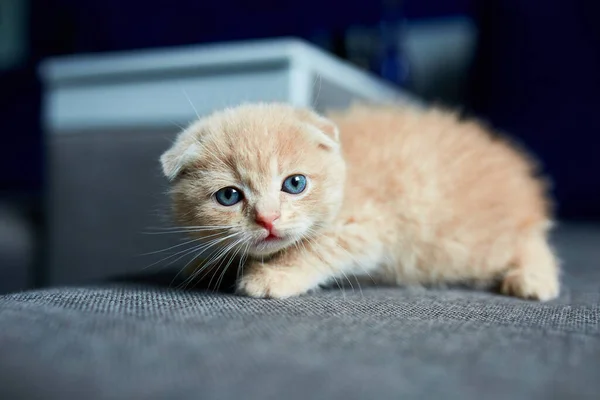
[160,103,346,258]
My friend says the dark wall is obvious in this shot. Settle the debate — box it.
[467,0,600,219]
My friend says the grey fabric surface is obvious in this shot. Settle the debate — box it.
[1,224,599,400]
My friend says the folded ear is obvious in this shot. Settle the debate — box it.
[160,131,202,182]
[295,108,340,150]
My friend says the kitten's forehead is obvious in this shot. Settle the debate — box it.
[203,110,306,172]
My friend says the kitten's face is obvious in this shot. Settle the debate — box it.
[161,103,346,258]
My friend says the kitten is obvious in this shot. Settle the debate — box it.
[160,102,560,300]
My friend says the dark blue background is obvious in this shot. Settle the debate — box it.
[1,0,598,219]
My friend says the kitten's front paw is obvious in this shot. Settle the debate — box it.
[236,265,311,299]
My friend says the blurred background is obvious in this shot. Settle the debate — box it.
[0,0,599,294]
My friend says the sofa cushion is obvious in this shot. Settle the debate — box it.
[0,224,599,400]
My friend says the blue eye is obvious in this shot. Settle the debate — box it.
[282,174,307,194]
[215,187,243,206]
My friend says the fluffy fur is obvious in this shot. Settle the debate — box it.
[160,102,560,300]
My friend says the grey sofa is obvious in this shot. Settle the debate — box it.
[1,223,599,400]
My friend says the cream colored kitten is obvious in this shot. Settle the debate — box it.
[160,103,560,300]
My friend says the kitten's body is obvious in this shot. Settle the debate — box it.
[161,103,559,300]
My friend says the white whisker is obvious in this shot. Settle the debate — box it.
[181,88,200,120]
[236,241,251,283]
[301,235,346,299]
[146,231,240,271]
[155,232,242,287]
[143,225,236,235]
[305,227,373,298]
[147,225,236,230]
[312,74,322,108]
[203,237,246,290]
[139,232,225,256]
[205,242,239,290]
[215,238,246,291]
[188,234,243,286]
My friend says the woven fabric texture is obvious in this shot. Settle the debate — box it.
[0,225,599,400]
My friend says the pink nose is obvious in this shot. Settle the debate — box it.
[255,212,280,231]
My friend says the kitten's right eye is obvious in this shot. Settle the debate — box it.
[215,187,243,206]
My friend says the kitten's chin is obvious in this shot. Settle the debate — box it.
[249,237,291,258]
[248,231,306,257]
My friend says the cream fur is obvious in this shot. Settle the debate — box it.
[160,102,560,301]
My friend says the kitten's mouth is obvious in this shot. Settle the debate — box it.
[263,233,280,242]
[251,232,287,255]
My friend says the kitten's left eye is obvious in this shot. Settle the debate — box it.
[215,187,243,206]
[282,174,307,194]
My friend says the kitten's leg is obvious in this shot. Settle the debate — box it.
[501,231,560,301]
[237,224,382,299]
